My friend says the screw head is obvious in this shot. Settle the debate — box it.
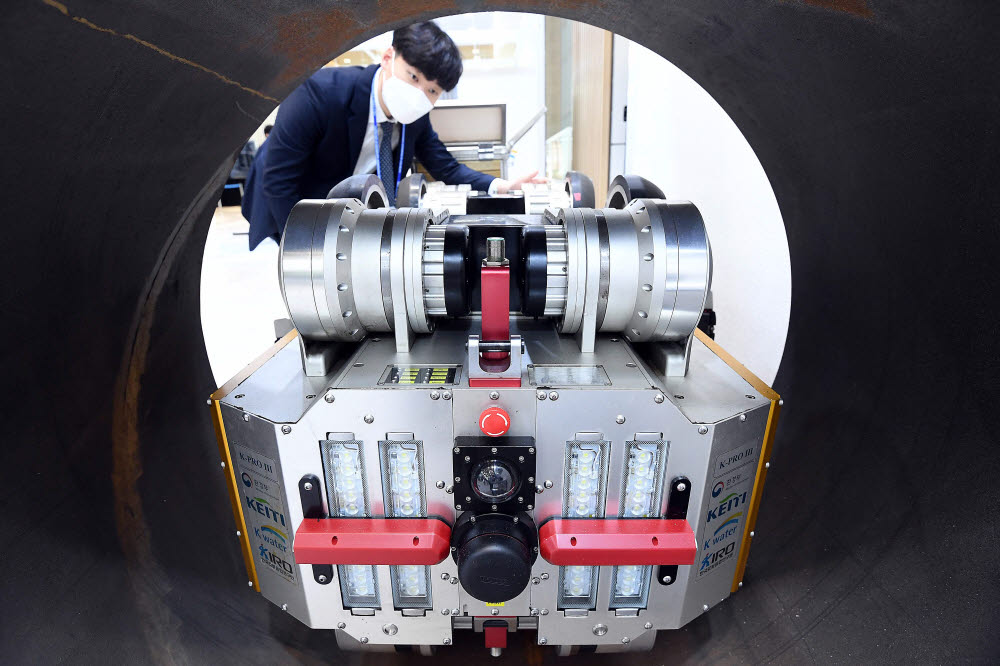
[544,480,553,489]
[324,392,336,403]
[281,425,292,434]
[464,455,471,462]
[517,496,524,503]
[489,391,500,400]
[280,603,288,611]
[441,572,450,580]
[703,604,710,611]
[242,413,250,421]
[676,482,687,492]
[491,447,497,454]
[430,391,440,400]
[236,530,241,537]
[654,393,665,403]
[593,624,608,636]
[491,504,498,510]
[247,580,253,587]
[455,504,462,510]
[466,496,472,502]
[616,415,626,424]
[661,575,673,584]
[526,505,533,510]
[540,573,549,580]
[337,622,346,629]
[750,531,755,538]
[698,425,709,435]
[382,624,398,636]
[540,638,548,645]
[518,456,525,463]
[644,622,653,630]
[220,461,226,468]
[303,482,313,491]
[622,637,630,644]
[441,608,450,615]
[451,607,459,614]
[442,391,452,400]
[491,608,500,615]
[529,447,535,454]
[536,390,547,400]
[317,575,328,583]
[530,608,539,616]
[446,486,454,494]
[360,637,369,645]
[738,581,743,588]
[532,577,540,585]
[364,414,374,424]
[540,609,549,615]
[739,414,747,422]
[548,391,559,401]
[443,638,452,645]
[765,462,771,469]
[436,480,445,489]
[450,577,458,585]
[454,447,460,454]
[535,484,543,494]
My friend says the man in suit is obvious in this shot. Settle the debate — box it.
[242,21,545,250]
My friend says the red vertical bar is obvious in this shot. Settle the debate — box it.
[480,265,510,361]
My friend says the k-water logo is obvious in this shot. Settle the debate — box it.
[255,524,289,553]
[703,513,741,550]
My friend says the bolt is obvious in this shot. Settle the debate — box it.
[324,392,336,403]
[491,504,498,510]
[526,505,533,510]
[450,577,458,585]
[654,393,665,403]
[436,480,446,489]
[364,414,374,424]
[491,608,500,616]
[541,609,549,615]
[540,573,549,580]
[661,575,673,584]
[676,482,687,493]
[470,515,476,523]
[466,496,472,502]
[491,447,497,454]
[451,607,459,614]
[456,504,462,510]
[739,414,747,422]
[698,425,709,435]
[532,577,540,585]
[281,604,288,611]
[537,390,547,401]
[382,624,398,636]
[750,531,755,538]
[765,462,771,469]
[443,638,452,645]
[220,461,226,468]
[535,484,543,494]
[454,448,460,454]
[616,415,626,424]
[529,447,535,454]
[548,391,559,401]
[430,391,440,400]
[644,622,653,630]
[442,391,452,400]
[622,637,630,644]
[317,575,328,583]
[544,480,553,489]
[738,581,743,588]
[441,608,450,615]
[540,638,548,645]
[593,624,608,636]
[489,391,500,400]
[455,476,461,482]
[247,580,253,587]
[441,572,450,580]
[518,496,524,503]
[337,622,347,629]
[778,399,784,406]
[518,456,525,463]
[303,482,313,491]
[464,455,471,462]
[446,486,454,494]
[703,604,709,611]
[530,608,539,616]
[360,637,369,645]
[236,530,241,537]
[281,425,292,434]
[242,413,250,422]
[513,516,519,523]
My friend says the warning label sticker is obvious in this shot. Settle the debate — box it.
[234,445,296,584]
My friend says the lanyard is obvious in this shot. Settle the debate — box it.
[371,68,406,200]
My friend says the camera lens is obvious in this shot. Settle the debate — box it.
[471,459,519,502]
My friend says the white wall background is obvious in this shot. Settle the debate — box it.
[622,42,791,384]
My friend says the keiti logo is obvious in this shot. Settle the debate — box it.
[246,496,287,527]
[704,513,741,550]
[707,491,748,523]
[241,472,253,488]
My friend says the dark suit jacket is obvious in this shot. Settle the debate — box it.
[242,64,495,249]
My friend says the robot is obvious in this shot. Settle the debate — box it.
[209,172,780,656]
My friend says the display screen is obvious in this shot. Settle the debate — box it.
[380,365,459,385]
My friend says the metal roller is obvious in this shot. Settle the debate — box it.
[326,174,390,209]
[606,174,666,209]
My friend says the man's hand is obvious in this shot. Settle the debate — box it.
[494,170,549,194]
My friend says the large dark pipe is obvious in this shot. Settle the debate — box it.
[2,1,997,662]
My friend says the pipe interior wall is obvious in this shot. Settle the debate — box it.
[1,0,998,662]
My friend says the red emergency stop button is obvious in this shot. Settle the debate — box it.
[479,406,511,437]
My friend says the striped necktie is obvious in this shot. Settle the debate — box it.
[378,121,396,207]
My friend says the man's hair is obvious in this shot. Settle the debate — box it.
[392,22,463,91]
[263,124,273,136]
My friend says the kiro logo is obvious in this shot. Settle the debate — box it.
[707,491,748,523]
[246,496,286,527]
[700,542,736,572]
[258,545,295,577]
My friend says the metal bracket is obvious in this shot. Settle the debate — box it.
[634,333,696,378]
[658,476,692,586]
[298,336,356,377]
[468,335,523,387]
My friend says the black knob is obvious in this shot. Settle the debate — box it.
[451,512,538,603]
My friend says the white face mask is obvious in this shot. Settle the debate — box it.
[380,51,434,124]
